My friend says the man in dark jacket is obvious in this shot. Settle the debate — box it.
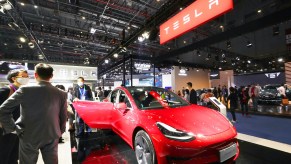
[0,63,67,164]
[74,77,93,137]
[187,82,197,104]
[0,69,29,164]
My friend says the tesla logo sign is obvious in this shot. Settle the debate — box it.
[265,72,280,79]
[160,0,233,44]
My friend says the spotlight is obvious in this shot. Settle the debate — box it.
[82,16,86,20]
[28,42,35,49]
[138,36,145,42]
[257,9,262,13]
[20,2,25,6]
[246,41,253,47]
[142,32,150,39]
[34,5,38,8]
[105,59,109,64]
[247,60,251,64]
[278,58,283,62]
[113,53,118,58]
[19,37,26,43]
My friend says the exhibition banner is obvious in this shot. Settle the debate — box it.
[160,0,233,44]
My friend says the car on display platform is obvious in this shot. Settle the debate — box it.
[73,87,239,164]
[258,84,291,105]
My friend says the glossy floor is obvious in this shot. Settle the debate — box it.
[71,130,291,164]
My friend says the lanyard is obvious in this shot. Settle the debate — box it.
[79,86,86,97]
[9,84,18,92]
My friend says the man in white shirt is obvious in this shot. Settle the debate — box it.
[277,84,286,97]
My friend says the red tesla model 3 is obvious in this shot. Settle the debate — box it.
[73,87,239,164]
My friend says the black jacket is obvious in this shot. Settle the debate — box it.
[74,84,93,100]
[189,89,197,104]
[228,93,238,109]
[0,86,20,121]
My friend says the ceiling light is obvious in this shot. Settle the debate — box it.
[90,27,96,34]
[20,2,24,6]
[28,42,35,49]
[105,59,109,64]
[127,26,131,30]
[138,36,145,42]
[34,5,38,8]
[142,32,150,39]
[278,58,283,62]
[3,43,7,46]
[246,41,253,47]
[113,53,118,58]
[219,67,222,70]
[19,37,26,43]
[82,16,86,20]
[236,57,240,61]
[41,24,44,27]
[178,69,187,76]
[247,60,251,64]
[180,7,183,10]
[257,9,262,13]
[183,40,187,44]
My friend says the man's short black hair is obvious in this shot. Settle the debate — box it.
[77,77,84,81]
[7,69,28,83]
[35,63,53,80]
[187,82,192,87]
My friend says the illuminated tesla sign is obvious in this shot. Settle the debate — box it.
[160,0,233,44]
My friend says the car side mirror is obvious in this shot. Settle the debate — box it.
[115,102,128,110]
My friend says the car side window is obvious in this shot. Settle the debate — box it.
[110,90,118,103]
[119,91,132,108]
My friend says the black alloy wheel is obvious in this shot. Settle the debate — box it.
[134,130,156,164]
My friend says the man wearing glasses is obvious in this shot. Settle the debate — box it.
[0,69,29,164]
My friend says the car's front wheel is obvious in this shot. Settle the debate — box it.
[134,130,156,164]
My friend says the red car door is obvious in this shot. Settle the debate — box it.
[112,89,137,144]
[73,100,114,129]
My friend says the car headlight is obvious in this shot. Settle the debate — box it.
[156,122,195,142]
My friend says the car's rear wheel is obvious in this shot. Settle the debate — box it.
[134,130,156,164]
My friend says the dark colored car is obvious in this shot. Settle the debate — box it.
[258,84,291,104]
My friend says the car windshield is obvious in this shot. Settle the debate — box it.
[127,87,189,110]
[263,85,279,90]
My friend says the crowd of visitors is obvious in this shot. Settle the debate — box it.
[176,83,277,123]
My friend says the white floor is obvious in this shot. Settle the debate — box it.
[238,133,291,154]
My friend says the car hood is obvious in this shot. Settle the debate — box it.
[143,105,231,136]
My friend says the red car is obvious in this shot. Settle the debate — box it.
[73,87,239,163]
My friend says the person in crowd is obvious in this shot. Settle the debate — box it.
[256,83,262,92]
[177,90,181,96]
[0,69,29,164]
[222,85,228,103]
[228,87,238,123]
[67,87,75,131]
[74,77,93,138]
[96,87,104,98]
[277,83,286,98]
[182,87,185,97]
[239,86,250,116]
[234,86,238,96]
[187,82,197,104]
[217,85,222,101]
[103,86,111,98]
[184,89,190,101]
[213,87,218,98]
[0,63,67,164]
[248,84,260,111]
[201,89,214,107]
